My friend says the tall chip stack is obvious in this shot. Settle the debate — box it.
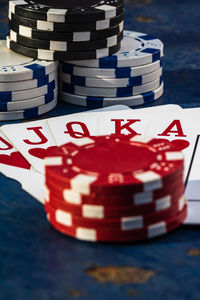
[7,0,123,60]
[0,40,58,120]
[44,135,187,242]
[6,0,164,109]
[59,31,164,108]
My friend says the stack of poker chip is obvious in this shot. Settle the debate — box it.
[59,31,164,108]
[44,135,187,242]
[0,40,58,121]
[7,0,124,61]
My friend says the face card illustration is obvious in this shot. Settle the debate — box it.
[0,132,44,202]
[0,119,56,174]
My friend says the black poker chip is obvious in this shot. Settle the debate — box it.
[7,36,121,61]
[9,20,123,42]
[10,29,123,51]
[9,0,124,23]
[9,10,124,32]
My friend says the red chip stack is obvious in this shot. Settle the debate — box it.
[44,135,187,242]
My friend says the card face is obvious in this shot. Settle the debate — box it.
[183,134,200,225]
[185,135,200,201]
[146,109,200,179]
[0,132,31,170]
[0,164,44,203]
[98,105,182,136]
[47,114,98,146]
[0,132,44,202]
[0,120,56,174]
[47,105,132,146]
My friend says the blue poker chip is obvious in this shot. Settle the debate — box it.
[69,30,164,68]
[60,58,163,79]
[0,40,58,82]
[60,67,163,88]
[60,76,163,98]
[60,82,164,108]
[0,88,58,111]
[0,97,57,121]
[0,79,57,101]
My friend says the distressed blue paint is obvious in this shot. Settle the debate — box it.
[1,1,200,300]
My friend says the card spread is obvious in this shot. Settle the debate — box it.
[0,104,200,225]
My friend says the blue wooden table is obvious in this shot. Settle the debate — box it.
[0,1,200,299]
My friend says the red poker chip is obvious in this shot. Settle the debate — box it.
[46,167,184,197]
[45,172,184,207]
[45,193,186,230]
[45,186,185,219]
[44,135,184,194]
[45,204,187,242]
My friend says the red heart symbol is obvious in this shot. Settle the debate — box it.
[29,146,58,159]
[0,152,31,169]
[171,139,190,151]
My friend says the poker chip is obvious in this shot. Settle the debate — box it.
[9,21,124,42]
[0,80,57,102]
[0,88,58,111]
[44,135,184,194]
[7,1,124,61]
[7,36,122,61]
[9,0,124,23]
[45,189,185,219]
[0,70,57,92]
[45,201,187,242]
[10,29,123,52]
[45,172,185,207]
[60,68,162,88]
[44,195,186,230]
[56,30,164,107]
[67,30,164,68]
[59,82,164,108]
[60,77,162,97]
[9,10,124,32]
[43,135,187,242]
[60,59,163,79]
[0,40,58,82]
[0,97,57,120]
[45,176,185,217]
[0,37,58,117]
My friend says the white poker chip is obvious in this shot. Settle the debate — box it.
[0,40,58,82]
[0,97,57,121]
[60,82,164,108]
[60,59,163,79]
[68,30,164,68]
[0,88,58,111]
[0,80,57,101]
[60,67,163,88]
[0,71,57,92]
[60,77,162,97]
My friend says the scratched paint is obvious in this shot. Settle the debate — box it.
[187,248,200,256]
[85,266,156,284]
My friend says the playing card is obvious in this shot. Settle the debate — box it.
[185,134,200,201]
[0,119,56,174]
[146,108,200,179]
[47,105,132,146]
[98,104,182,136]
[184,133,200,224]
[0,132,44,202]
